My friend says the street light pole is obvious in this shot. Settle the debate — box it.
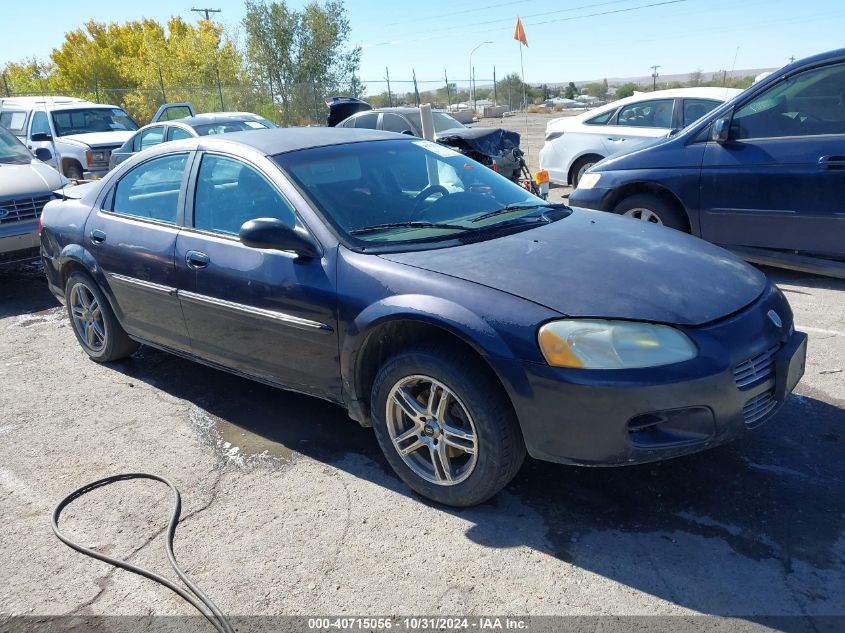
[469,41,493,112]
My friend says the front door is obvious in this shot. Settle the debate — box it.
[26,111,59,170]
[175,152,340,398]
[700,61,845,256]
[85,151,192,349]
[604,97,675,156]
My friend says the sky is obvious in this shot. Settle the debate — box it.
[2,0,844,90]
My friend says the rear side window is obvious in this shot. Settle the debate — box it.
[585,109,616,125]
[112,154,187,224]
[617,99,674,128]
[0,111,28,134]
[193,154,296,235]
[682,99,720,126]
[353,113,379,129]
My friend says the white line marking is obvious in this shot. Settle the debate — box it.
[797,325,845,337]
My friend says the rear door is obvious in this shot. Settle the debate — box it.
[85,152,192,348]
[700,61,845,256]
[606,98,675,155]
[174,152,340,398]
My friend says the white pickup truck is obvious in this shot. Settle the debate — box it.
[0,97,142,179]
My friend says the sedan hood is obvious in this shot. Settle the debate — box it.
[380,209,766,326]
[60,131,135,147]
[0,161,66,197]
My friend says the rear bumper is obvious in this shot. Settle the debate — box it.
[495,286,804,466]
[0,222,40,266]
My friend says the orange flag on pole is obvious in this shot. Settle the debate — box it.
[514,16,528,47]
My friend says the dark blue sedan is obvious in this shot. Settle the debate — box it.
[40,128,807,506]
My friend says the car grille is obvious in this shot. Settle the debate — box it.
[743,390,778,427]
[733,344,780,389]
[0,195,52,225]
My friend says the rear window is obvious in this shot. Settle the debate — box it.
[0,111,28,134]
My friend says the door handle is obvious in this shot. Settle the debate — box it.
[819,155,845,170]
[185,250,210,269]
[90,229,106,245]
[607,137,626,142]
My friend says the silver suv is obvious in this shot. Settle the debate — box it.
[0,126,65,267]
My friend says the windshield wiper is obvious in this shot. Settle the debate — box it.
[350,221,472,236]
[469,202,554,223]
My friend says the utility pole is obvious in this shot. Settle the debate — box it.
[650,65,660,91]
[412,69,420,107]
[444,70,451,109]
[493,66,497,106]
[385,67,393,107]
[2,72,10,97]
[191,7,221,20]
[789,56,796,63]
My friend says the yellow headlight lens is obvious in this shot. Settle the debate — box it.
[537,320,697,369]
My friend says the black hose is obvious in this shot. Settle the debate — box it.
[51,473,235,633]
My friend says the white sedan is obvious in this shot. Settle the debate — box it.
[539,87,742,187]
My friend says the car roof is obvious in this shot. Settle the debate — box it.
[138,127,407,156]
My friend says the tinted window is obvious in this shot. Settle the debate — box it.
[30,111,50,137]
[353,113,379,129]
[0,111,27,134]
[112,154,187,224]
[193,155,296,235]
[381,113,413,133]
[168,126,194,141]
[732,62,845,139]
[585,109,616,125]
[139,126,165,150]
[617,99,674,128]
[682,99,719,126]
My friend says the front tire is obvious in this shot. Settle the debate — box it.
[612,193,689,232]
[64,162,84,181]
[371,346,525,507]
[65,272,138,362]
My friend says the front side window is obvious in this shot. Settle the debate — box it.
[138,126,165,151]
[352,113,379,129]
[617,99,674,128]
[0,111,28,135]
[682,99,720,127]
[193,155,296,235]
[381,113,413,134]
[30,111,50,137]
[51,108,138,136]
[732,62,845,140]
[112,154,187,224]
[275,139,556,249]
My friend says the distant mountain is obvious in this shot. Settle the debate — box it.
[544,68,778,89]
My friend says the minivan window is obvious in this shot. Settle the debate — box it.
[112,154,187,224]
[617,99,674,128]
[732,62,845,139]
[682,99,719,126]
[0,111,27,135]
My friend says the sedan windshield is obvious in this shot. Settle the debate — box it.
[275,139,559,249]
[51,108,139,136]
[0,126,33,165]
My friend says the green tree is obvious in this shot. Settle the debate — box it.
[615,82,639,99]
[564,81,578,99]
[1,58,57,95]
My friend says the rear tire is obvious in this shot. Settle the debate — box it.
[371,346,526,507]
[612,193,689,232]
[65,271,138,362]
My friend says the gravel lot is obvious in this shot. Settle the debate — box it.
[1,207,844,628]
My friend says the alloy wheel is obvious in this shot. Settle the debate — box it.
[385,375,478,486]
[69,282,107,352]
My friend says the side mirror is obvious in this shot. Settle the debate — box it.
[34,147,52,162]
[239,217,321,258]
[710,112,732,143]
[30,132,52,142]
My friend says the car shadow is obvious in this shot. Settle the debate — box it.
[0,264,59,319]
[108,345,845,619]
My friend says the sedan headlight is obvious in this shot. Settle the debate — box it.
[576,172,601,189]
[538,320,697,369]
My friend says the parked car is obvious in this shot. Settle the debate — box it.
[539,87,742,187]
[40,128,806,507]
[109,112,277,170]
[569,48,845,274]
[326,97,528,183]
[0,96,140,179]
[0,125,66,267]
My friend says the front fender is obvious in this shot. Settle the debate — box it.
[340,294,515,399]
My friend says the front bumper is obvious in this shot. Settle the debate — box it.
[498,286,806,466]
[0,221,40,266]
[567,185,615,212]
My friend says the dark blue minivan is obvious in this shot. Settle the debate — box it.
[569,48,845,273]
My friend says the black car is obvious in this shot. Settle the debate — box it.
[40,128,807,507]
